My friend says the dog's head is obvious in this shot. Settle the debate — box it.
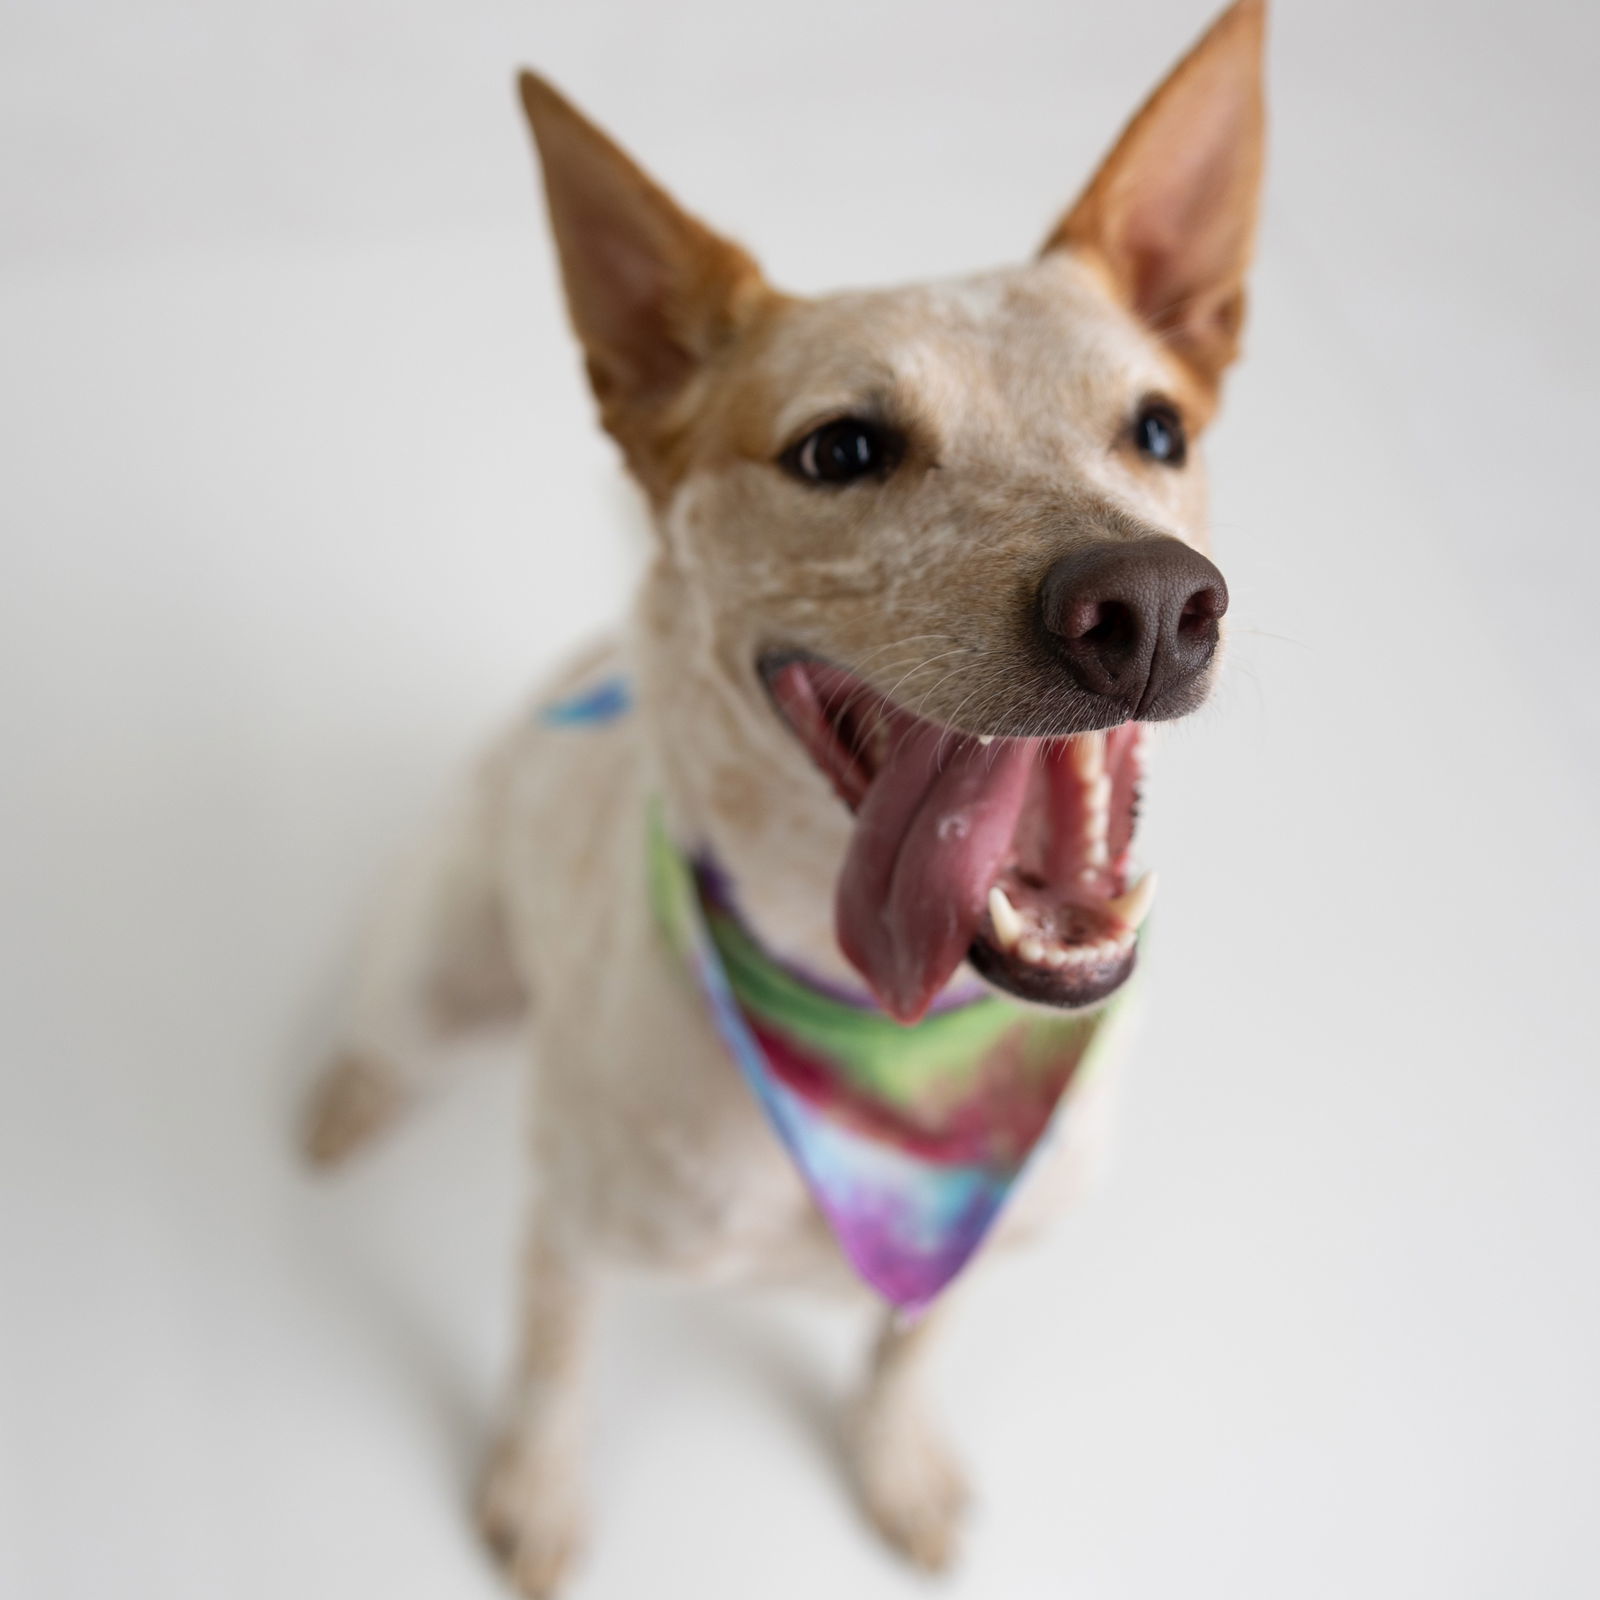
[519,0,1266,1022]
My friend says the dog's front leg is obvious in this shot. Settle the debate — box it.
[479,1216,594,1599]
[849,1300,971,1572]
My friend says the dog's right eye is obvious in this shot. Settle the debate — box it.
[782,418,901,486]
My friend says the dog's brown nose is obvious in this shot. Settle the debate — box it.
[1039,537,1228,719]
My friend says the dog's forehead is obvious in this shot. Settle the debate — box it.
[750,255,1170,448]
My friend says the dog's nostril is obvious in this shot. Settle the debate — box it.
[1079,600,1139,651]
[1176,585,1226,640]
[1059,598,1121,642]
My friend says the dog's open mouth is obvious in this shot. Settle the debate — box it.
[766,657,1151,1024]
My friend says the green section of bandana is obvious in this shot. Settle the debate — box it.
[648,803,1115,1111]
[647,801,701,962]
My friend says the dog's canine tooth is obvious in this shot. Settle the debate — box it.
[987,885,1025,950]
[1106,871,1158,931]
[1018,935,1046,964]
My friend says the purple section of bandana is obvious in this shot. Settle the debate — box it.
[750,1064,1012,1310]
[817,1173,1000,1313]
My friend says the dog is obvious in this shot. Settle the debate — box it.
[304,2,1266,1590]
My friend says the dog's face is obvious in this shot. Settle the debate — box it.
[661,256,1223,734]
[521,0,1265,1021]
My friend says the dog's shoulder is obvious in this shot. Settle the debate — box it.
[493,629,644,916]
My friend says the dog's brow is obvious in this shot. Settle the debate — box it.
[772,389,893,449]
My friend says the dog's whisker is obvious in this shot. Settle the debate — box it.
[847,633,961,670]
[878,648,978,715]
[1228,625,1309,650]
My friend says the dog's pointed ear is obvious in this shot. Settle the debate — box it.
[516,72,773,486]
[1042,0,1266,390]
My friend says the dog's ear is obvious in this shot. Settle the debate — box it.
[1042,0,1266,391]
[517,73,773,491]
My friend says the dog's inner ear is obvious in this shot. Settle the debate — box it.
[517,73,772,490]
[1042,0,1266,391]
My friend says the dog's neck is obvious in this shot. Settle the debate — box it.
[631,587,859,992]
[629,557,879,998]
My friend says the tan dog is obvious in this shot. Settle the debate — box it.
[305,2,1266,1590]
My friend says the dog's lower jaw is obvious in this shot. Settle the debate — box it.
[759,653,1152,1019]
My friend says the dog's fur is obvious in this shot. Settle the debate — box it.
[304,4,1266,1590]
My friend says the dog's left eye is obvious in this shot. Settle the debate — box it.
[783,418,901,486]
[1133,401,1187,467]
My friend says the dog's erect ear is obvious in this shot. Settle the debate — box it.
[1042,0,1266,390]
[517,72,772,488]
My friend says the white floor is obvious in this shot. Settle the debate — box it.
[2,3,1597,1596]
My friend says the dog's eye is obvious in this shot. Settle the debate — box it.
[784,418,900,486]
[1132,401,1187,467]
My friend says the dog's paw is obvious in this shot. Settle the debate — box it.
[477,1434,585,1600]
[849,1405,971,1573]
[301,1052,408,1170]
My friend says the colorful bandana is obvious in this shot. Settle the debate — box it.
[544,675,1138,1312]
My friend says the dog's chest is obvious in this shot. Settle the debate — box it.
[536,941,857,1286]
[500,707,858,1289]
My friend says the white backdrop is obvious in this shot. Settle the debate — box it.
[2,2,1597,1596]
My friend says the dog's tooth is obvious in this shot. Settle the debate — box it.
[1019,935,1046,964]
[988,885,1025,951]
[977,734,994,747]
[1045,945,1069,968]
[1069,731,1106,782]
[1106,871,1158,932]
[1082,768,1112,830]
[1078,763,1114,875]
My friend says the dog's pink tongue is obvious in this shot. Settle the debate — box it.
[837,725,1036,1023]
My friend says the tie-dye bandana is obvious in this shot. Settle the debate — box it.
[544,675,1138,1313]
